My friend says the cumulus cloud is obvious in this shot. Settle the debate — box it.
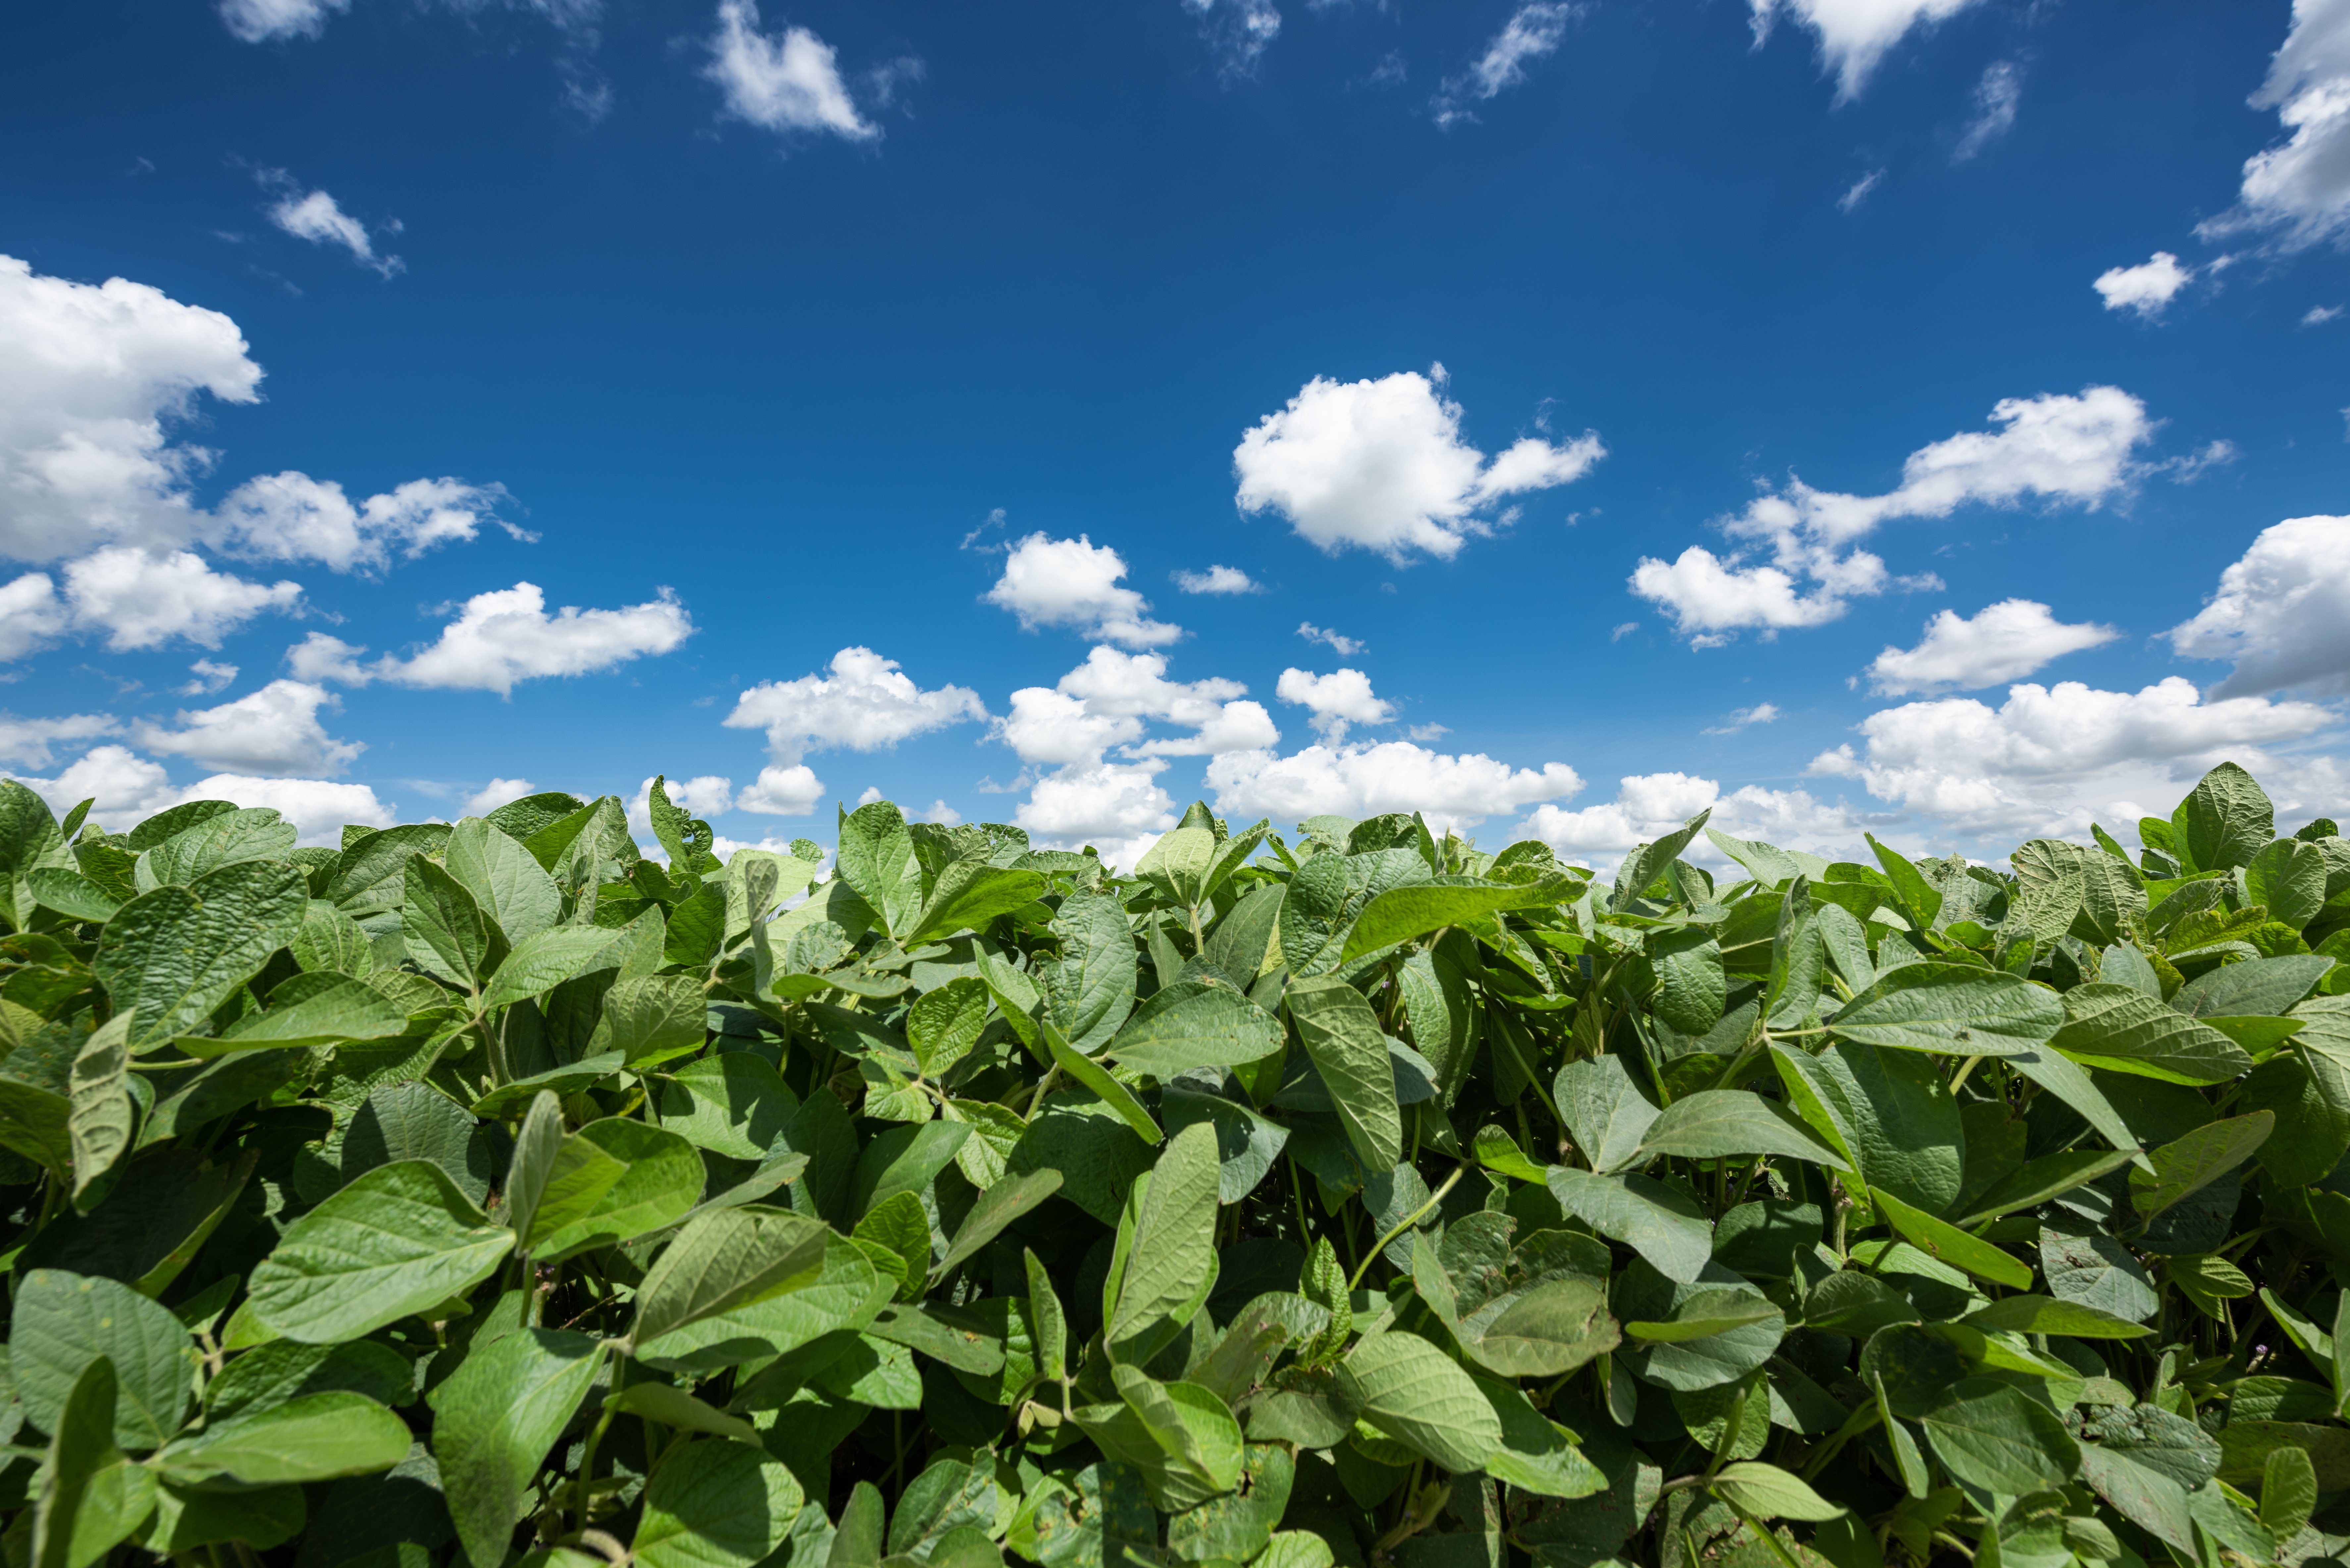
[264,184,401,277]
[461,777,538,817]
[726,646,987,765]
[32,548,303,655]
[1208,739,1581,833]
[1867,599,2119,695]
[2201,0,2350,249]
[985,534,1182,648]
[1297,621,1364,656]
[1432,3,1577,126]
[6,743,394,846]
[740,765,826,816]
[1631,386,2155,643]
[1749,0,1985,101]
[1182,0,1283,77]
[2168,513,2350,697]
[1953,60,2020,161]
[218,0,350,44]
[0,575,70,661]
[364,582,693,695]
[285,632,374,685]
[2093,253,2195,319]
[179,661,239,697]
[1809,677,2336,837]
[1275,667,1395,742]
[0,713,116,770]
[1233,370,1605,563]
[1517,772,1873,868]
[133,679,361,776]
[210,473,511,573]
[1173,564,1261,595]
[998,648,1273,765]
[705,0,886,141]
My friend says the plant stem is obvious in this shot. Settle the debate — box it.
[1350,1164,1466,1291]
[572,1397,620,1536]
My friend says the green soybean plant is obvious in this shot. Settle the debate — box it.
[0,762,2343,1568]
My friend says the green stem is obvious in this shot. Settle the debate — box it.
[1350,1164,1467,1292]
[572,1397,621,1536]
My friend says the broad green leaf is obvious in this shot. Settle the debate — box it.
[2173,953,2336,1018]
[634,1439,803,1568]
[247,1160,514,1342]
[1042,1020,1160,1144]
[1866,834,1943,928]
[2043,1223,2159,1322]
[31,1356,134,1568]
[1161,1088,1289,1203]
[836,801,920,939]
[26,869,119,923]
[322,822,450,909]
[1918,1381,2080,1494]
[431,1328,606,1568]
[2263,1445,2318,1539]
[1953,1147,2138,1227]
[1474,1371,1608,1498]
[658,1052,798,1159]
[935,1169,1062,1282]
[1766,876,1825,1031]
[2176,761,2273,873]
[1555,1054,1659,1174]
[1712,1461,1846,1521]
[1343,877,1568,961]
[1546,1167,1712,1282]
[65,1014,131,1207]
[908,976,990,1079]
[1770,1042,1961,1215]
[446,816,562,944]
[631,1207,831,1348]
[1107,1122,1220,1365]
[1828,962,2063,1054]
[1039,892,1138,1052]
[340,1081,494,1203]
[2003,1045,2145,1162]
[94,858,309,1051]
[1106,977,1284,1078]
[852,1191,932,1300]
[902,861,1045,948]
[482,926,634,1012]
[603,973,709,1067]
[1961,1295,2152,1339]
[607,1381,762,1444]
[11,1270,196,1450]
[1623,1288,1781,1342]
[469,1053,626,1120]
[2048,983,2253,1085]
[158,1392,410,1483]
[1653,927,1731,1035]
[1635,1089,1850,1170]
[528,1118,704,1261]
[1612,809,1711,912]
[2247,836,2329,929]
[1287,975,1403,1170]
[2129,1111,2273,1219]
[1340,1331,1502,1473]
[1869,1189,2031,1289]
[502,1090,566,1250]
[186,970,410,1055]
[402,856,492,988]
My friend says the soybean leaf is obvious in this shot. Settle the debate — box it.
[431,1329,606,1568]
[1635,1089,1850,1170]
[1287,975,1403,1170]
[2128,1112,2273,1220]
[246,1160,514,1342]
[2050,984,2253,1085]
[1107,978,1285,1079]
[1828,963,2064,1054]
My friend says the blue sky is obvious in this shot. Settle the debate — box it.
[3,0,2348,866]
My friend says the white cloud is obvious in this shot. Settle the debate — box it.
[740,764,826,816]
[0,713,116,770]
[0,255,261,562]
[1297,621,1364,656]
[2093,253,2194,319]
[1810,677,2337,837]
[855,786,884,806]
[705,0,881,141]
[984,534,1182,648]
[1433,3,1577,125]
[1703,703,1781,735]
[1749,0,1985,101]
[1631,387,2154,642]
[629,774,734,837]
[5,743,393,846]
[1868,599,2120,695]
[1233,370,1605,563]
[1208,739,1580,833]
[461,777,537,817]
[266,186,400,277]
[1837,169,1884,212]
[1516,772,1879,870]
[2305,304,2344,326]
[0,575,69,661]
[1275,666,1394,742]
[1129,701,1281,759]
[210,472,509,573]
[1182,0,1283,77]
[179,660,239,697]
[286,632,374,684]
[1017,760,1175,871]
[61,548,303,652]
[372,581,692,694]
[2201,0,2350,249]
[725,646,987,764]
[998,648,1270,764]
[1173,564,1261,594]
[1953,60,2020,160]
[2168,513,2350,698]
[133,679,362,777]
[218,0,350,44]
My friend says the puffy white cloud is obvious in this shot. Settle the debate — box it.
[5,743,392,846]
[461,777,538,817]
[740,764,826,816]
[1749,0,1984,101]
[0,574,69,661]
[285,632,373,684]
[1208,739,1581,833]
[210,472,507,573]
[725,646,987,765]
[1868,599,2119,695]
[984,534,1182,648]
[999,648,1268,764]
[1233,371,1605,563]
[218,0,349,42]
[1516,772,1882,869]
[0,713,116,770]
[706,0,882,141]
[1810,677,2337,837]
[179,661,239,697]
[2201,0,2350,249]
[1000,688,1142,767]
[1632,387,2153,642]
[372,581,692,694]
[266,186,400,277]
[1172,564,1261,595]
[1953,61,2021,161]
[2168,514,2350,697]
[134,679,361,777]
[2094,253,2194,318]
[1297,621,1364,656]
[1182,0,1282,77]
[1016,760,1175,870]
[1275,667,1394,742]
[1433,3,1577,126]
[0,255,261,562]
[61,548,302,652]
